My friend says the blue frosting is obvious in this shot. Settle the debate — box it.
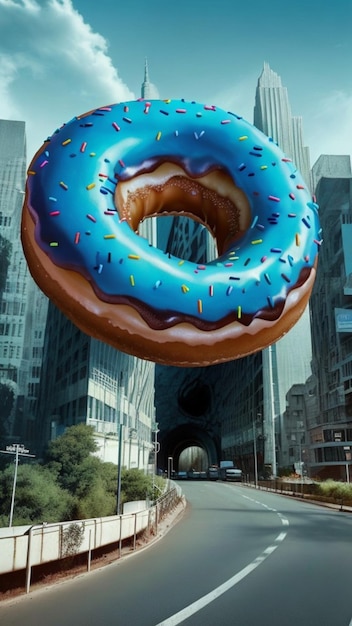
[26,99,321,327]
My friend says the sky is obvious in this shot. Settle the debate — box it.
[0,0,351,168]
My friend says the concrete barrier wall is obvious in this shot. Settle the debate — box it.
[0,484,182,584]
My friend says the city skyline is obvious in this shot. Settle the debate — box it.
[0,0,351,167]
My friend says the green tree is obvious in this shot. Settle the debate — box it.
[0,463,73,526]
[44,424,98,496]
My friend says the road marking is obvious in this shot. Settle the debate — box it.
[156,493,289,626]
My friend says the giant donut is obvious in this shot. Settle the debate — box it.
[21,99,321,367]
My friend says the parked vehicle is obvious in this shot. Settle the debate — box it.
[207,465,220,480]
[219,460,242,482]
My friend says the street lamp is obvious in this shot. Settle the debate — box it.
[344,446,351,483]
[0,444,35,526]
[116,422,124,515]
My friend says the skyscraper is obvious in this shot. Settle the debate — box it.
[0,119,47,443]
[254,62,311,189]
[253,63,314,470]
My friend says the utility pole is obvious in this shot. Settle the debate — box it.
[0,444,35,526]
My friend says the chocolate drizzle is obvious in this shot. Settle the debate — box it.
[92,266,312,331]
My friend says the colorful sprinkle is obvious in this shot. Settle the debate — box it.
[130,275,135,286]
[59,181,68,190]
[86,183,96,190]
[198,299,203,314]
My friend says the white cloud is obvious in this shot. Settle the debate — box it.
[0,0,135,162]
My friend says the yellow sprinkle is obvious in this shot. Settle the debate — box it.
[198,299,203,314]
[156,131,162,141]
[130,275,135,286]
[251,239,263,245]
[104,234,116,240]
[62,139,71,146]
[27,170,36,176]
[164,99,171,103]
[86,183,96,190]
[295,233,300,246]
[89,152,96,157]
[178,260,185,266]
[237,305,242,319]
[260,165,268,170]
[50,242,59,247]
[128,254,140,260]
[239,135,248,141]
[181,284,190,293]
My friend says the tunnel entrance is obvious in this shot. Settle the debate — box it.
[158,423,220,473]
[178,445,208,472]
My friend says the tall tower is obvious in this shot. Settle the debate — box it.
[254,62,311,190]
[0,119,47,443]
[141,59,159,99]
[253,63,313,471]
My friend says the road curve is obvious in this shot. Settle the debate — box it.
[0,482,352,626]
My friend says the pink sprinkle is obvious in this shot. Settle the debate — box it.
[87,214,96,222]
[176,109,187,113]
[80,142,87,153]
[204,105,216,111]
[124,106,129,112]
[296,185,305,190]
[314,239,323,246]
[112,122,120,132]
[268,195,280,202]
[74,232,80,244]
[289,193,295,200]
[40,160,48,168]
[281,158,292,162]
[99,107,112,111]
[221,120,231,125]
[209,285,214,297]
[99,173,108,178]
[104,210,115,215]
[119,159,125,168]
[197,265,206,270]
[49,211,60,216]
[260,256,267,263]
[224,263,233,267]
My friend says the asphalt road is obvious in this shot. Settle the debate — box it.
[1,482,352,626]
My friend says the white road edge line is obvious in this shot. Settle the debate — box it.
[156,497,289,626]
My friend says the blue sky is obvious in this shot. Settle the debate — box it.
[0,0,351,167]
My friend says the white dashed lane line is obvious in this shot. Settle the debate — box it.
[156,491,289,626]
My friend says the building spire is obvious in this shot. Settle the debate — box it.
[144,57,150,83]
[141,58,158,99]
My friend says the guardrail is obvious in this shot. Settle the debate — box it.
[0,483,183,594]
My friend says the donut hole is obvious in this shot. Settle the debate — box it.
[115,164,251,256]
[145,214,217,263]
